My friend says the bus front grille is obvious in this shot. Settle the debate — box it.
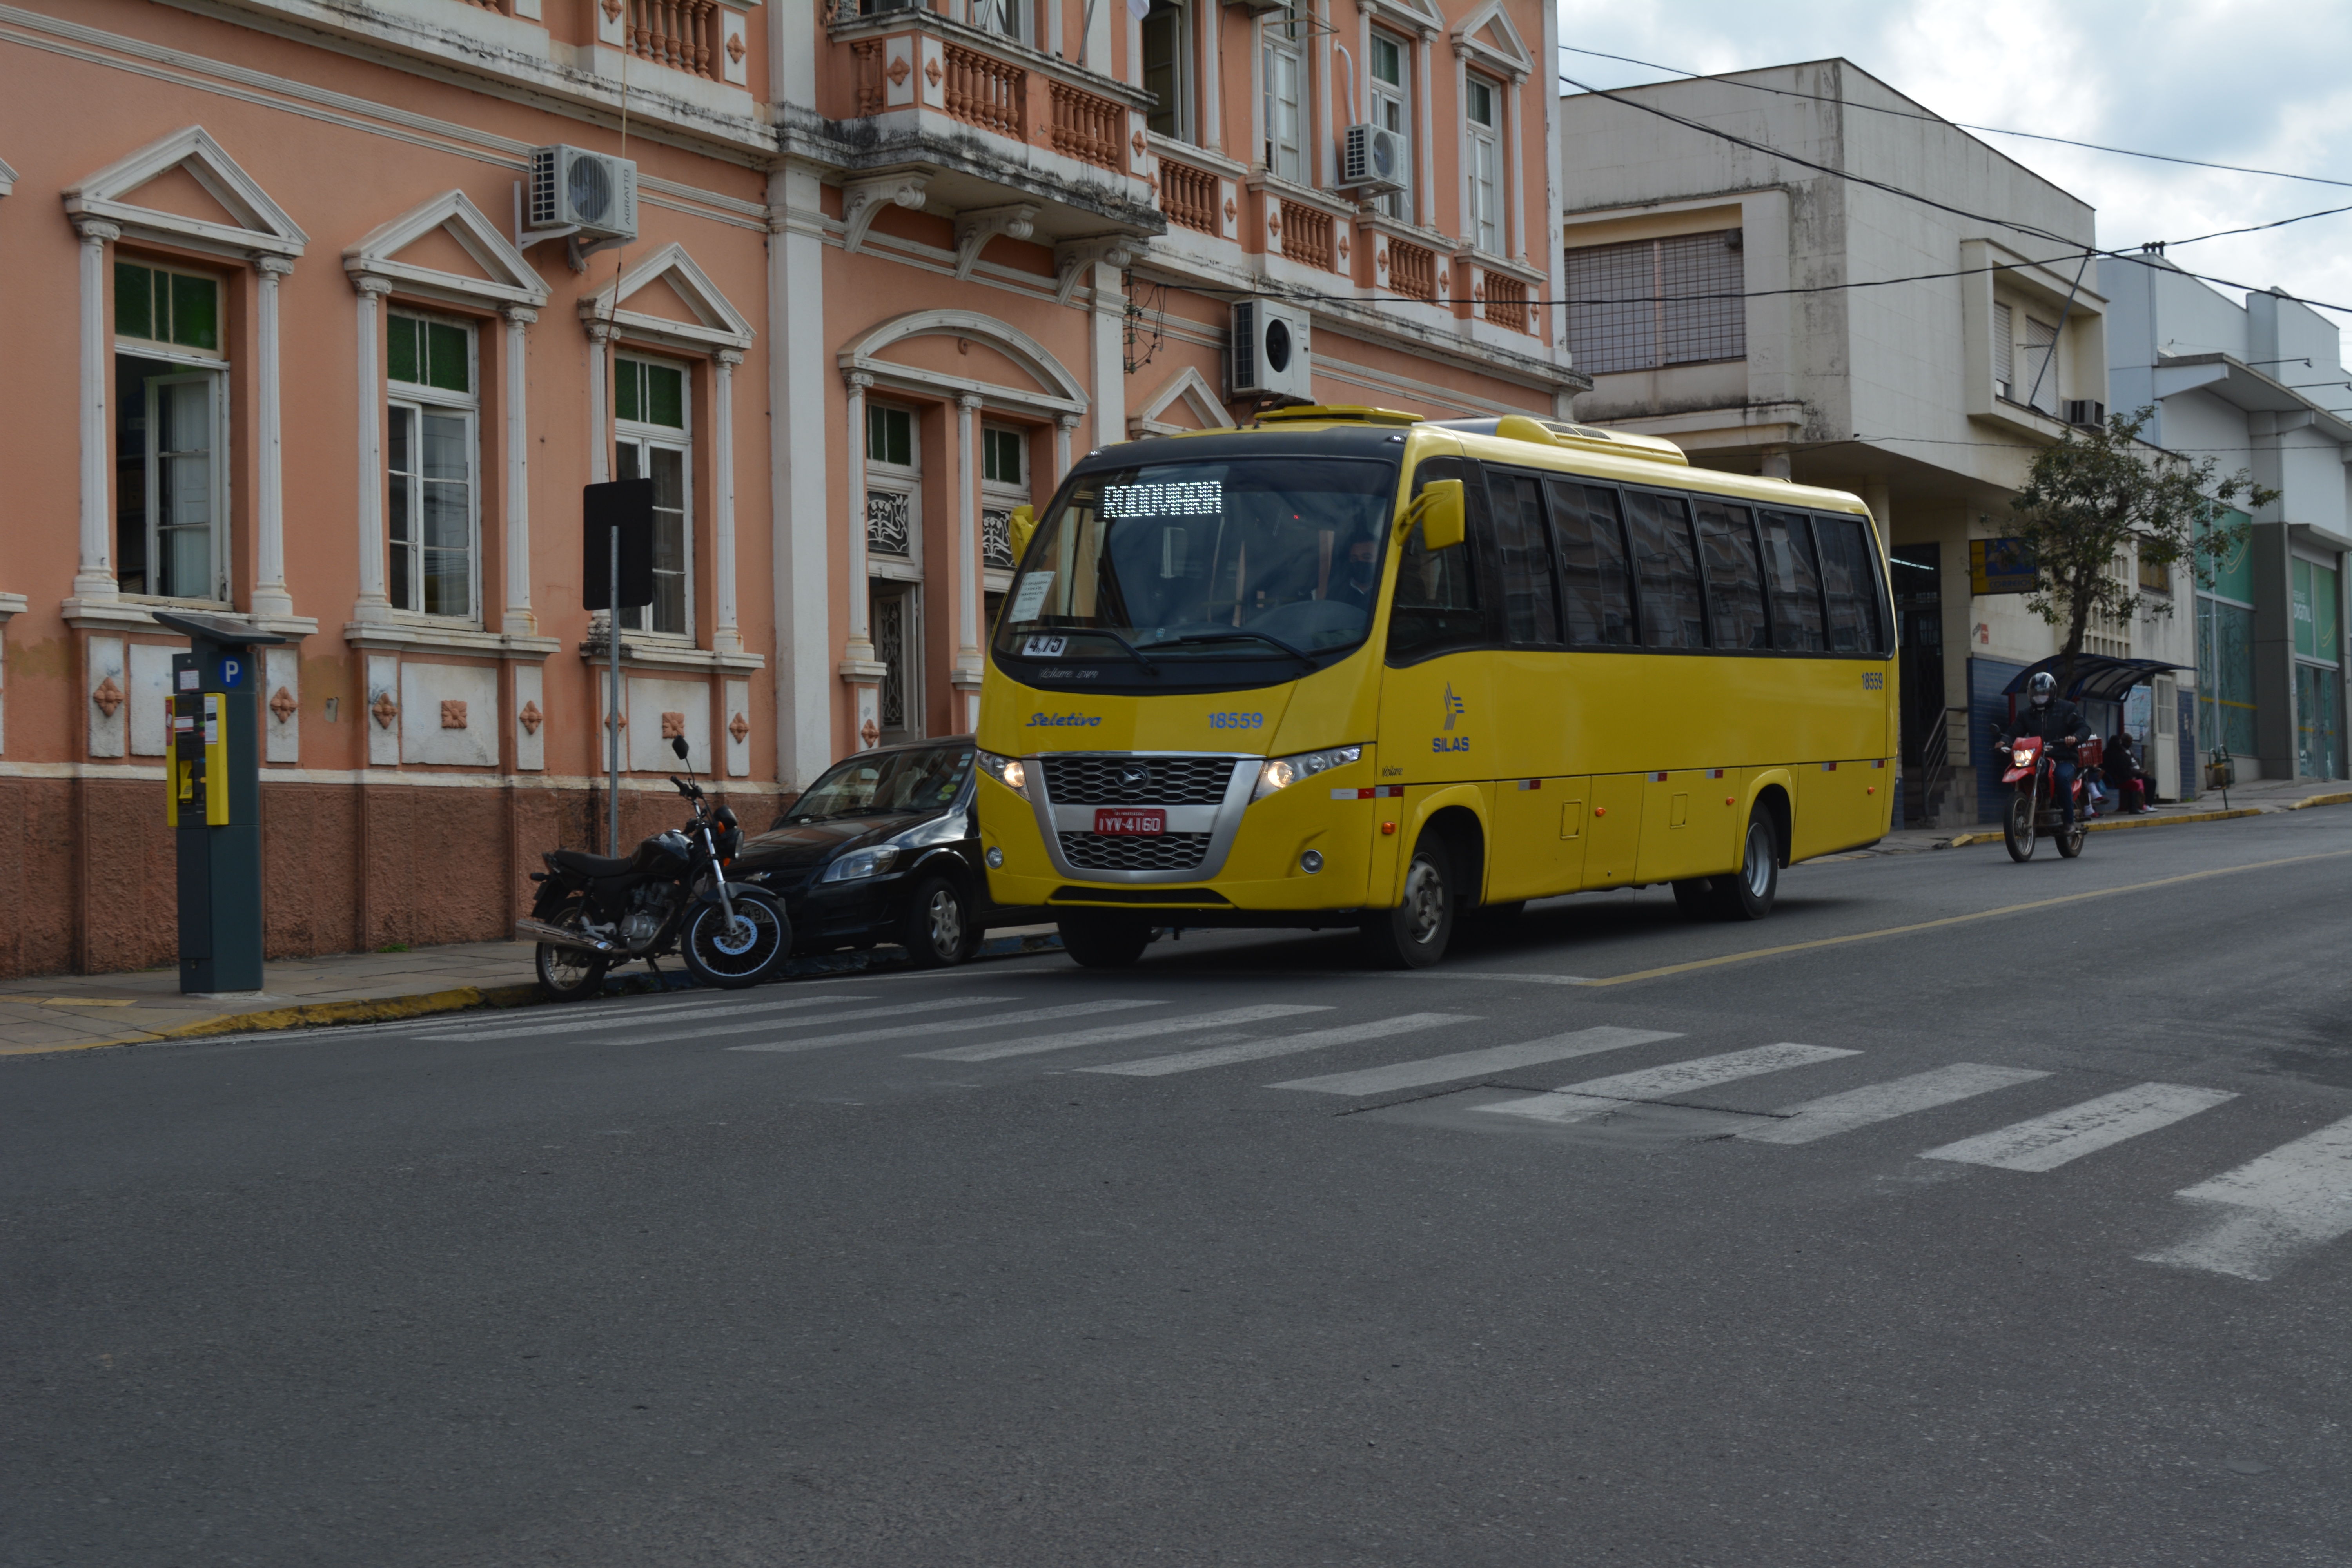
[1040,755,1239,806]
[1058,831,1213,872]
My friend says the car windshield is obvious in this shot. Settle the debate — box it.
[781,745,974,822]
[992,457,1399,661]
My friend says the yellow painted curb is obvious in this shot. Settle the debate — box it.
[1947,805,2266,847]
[160,983,541,1040]
[2286,791,2352,811]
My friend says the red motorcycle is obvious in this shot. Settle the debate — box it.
[1997,734,2096,861]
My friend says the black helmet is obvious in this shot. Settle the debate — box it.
[2028,671,2057,708]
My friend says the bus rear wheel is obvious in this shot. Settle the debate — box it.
[1361,837,1455,969]
[1707,811,1780,921]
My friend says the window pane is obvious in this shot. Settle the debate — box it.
[421,411,468,483]
[1815,514,1885,653]
[1695,499,1767,650]
[422,476,468,552]
[652,448,687,634]
[1624,491,1706,650]
[1485,470,1557,644]
[1387,459,1486,661]
[870,406,912,467]
[616,360,640,424]
[646,363,684,428]
[1546,480,1636,646]
[1466,78,1492,125]
[1758,509,1826,651]
[1142,4,1182,138]
[388,316,421,386]
[615,440,642,481]
[423,549,469,618]
[155,379,215,598]
[1656,232,1745,366]
[1371,34,1401,84]
[170,273,218,352]
[114,358,160,594]
[115,262,154,340]
[423,322,468,393]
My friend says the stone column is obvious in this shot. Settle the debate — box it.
[711,349,743,654]
[352,274,394,621]
[1054,414,1079,484]
[584,319,613,485]
[501,305,537,636]
[1504,76,1526,261]
[73,218,120,600]
[250,254,297,618]
[842,371,874,660]
[954,393,985,730]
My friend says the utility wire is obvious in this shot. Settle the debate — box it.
[1557,44,2352,193]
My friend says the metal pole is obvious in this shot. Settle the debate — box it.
[608,524,622,857]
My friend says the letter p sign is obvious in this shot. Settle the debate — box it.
[221,657,243,688]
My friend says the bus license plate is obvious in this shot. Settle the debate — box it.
[1094,809,1165,836]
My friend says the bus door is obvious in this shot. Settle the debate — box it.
[1377,455,1495,821]
[1581,773,1644,887]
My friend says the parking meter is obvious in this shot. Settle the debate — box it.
[151,612,288,995]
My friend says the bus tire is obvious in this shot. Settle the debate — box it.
[1058,915,1152,969]
[1361,836,1455,969]
[1708,809,1780,922]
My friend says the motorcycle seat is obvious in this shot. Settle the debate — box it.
[548,848,638,878]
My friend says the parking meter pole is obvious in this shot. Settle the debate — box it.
[609,526,622,857]
[152,611,288,995]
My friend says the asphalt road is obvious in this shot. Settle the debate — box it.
[7,811,2351,1567]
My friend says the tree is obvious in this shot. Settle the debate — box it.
[2008,406,2276,694]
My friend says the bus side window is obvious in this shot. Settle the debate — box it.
[1387,458,1488,662]
[1694,498,1769,651]
[1624,490,1708,650]
[1815,514,1886,653]
[1758,509,1826,652]
[1546,479,1636,645]
[1485,468,1559,645]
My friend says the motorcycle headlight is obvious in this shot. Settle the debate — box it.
[976,750,1028,798]
[1254,744,1365,802]
[821,846,900,883]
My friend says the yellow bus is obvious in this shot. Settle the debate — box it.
[973,407,1896,968]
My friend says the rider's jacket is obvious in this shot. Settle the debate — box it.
[2005,699,2090,749]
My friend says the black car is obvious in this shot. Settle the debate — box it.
[732,736,1042,967]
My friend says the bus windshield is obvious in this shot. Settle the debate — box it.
[993,457,1399,662]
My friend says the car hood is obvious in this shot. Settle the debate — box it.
[734,811,939,871]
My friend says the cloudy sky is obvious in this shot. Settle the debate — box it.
[1554,0,2352,397]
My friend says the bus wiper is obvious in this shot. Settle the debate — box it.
[1088,628,1161,677]
[1138,630,1318,668]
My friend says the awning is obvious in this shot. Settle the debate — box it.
[2002,654,2189,704]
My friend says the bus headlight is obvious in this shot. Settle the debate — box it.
[1254,744,1364,802]
[976,750,1029,797]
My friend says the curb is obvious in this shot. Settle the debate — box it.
[2287,790,2352,811]
[1944,801,2304,848]
[8,931,1069,1058]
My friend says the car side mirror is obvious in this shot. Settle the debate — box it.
[1403,479,1465,551]
[671,736,690,760]
[1007,504,1038,561]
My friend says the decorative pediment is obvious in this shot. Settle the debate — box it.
[838,309,1087,419]
[344,189,548,309]
[1451,0,1531,80]
[1129,366,1233,439]
[578,242,753,353]
[63,126,306,259]
[1359,0,1442,38]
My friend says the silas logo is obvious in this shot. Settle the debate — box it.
[1432,683,1470,753]
[1442,684,1465,730]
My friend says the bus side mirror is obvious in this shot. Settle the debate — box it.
[1404,480,1466,550]
[1007,504,1038,560]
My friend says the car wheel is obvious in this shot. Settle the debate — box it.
[901,873,972,969]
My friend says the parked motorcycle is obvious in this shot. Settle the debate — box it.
[1997,734,2092,862]
[518,735,792,999]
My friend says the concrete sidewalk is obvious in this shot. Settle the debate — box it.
[1869,773,2352,855]
[0,929,1066,1058]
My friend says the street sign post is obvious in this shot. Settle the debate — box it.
[583,479,655,856]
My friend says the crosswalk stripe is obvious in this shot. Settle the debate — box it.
[1738,1063,2050,1146]
[726,998,1167,1054]
[416,994,877,1042]
[603,995,1016,1046]
[1387,971,1595,986]
[2138,1114,2352,1280]
[1269,1026,1682,1096]
[911,1004,1331,1063]
[1475,1043,1858,1126]
[1082,1013,1478,1078]
[1920,1082,2237,1172]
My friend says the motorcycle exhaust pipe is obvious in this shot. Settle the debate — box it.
[515,917,619,956]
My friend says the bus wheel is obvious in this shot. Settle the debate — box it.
[1361,837,1455,969]
[1058,915,1153,969]
[1708,811,1780,921]
[1670,879,1716,920]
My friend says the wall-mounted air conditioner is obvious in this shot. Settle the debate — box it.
[1230,299,1313,401]
[1340,123,1407,194]
[2064,399,2107,429]
[1224,0,1290,13]
[529,145,638,241]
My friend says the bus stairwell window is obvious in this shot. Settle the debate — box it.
[1760,510,1826,651]
[1388,460,1484,660]
[1816,515,1882,653]
[1486,471,1559,644]
[1695,499,1768,651]
[1625,491,1707,650]
[1548,481,1637,646]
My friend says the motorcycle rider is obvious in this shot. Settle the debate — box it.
[1999,671,2092,827]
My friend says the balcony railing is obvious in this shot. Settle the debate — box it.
[1387,238,1436,301]
[944,41,1024,138]
[1049,80,1123,171]
[626,0,720,80]
[851,38,885,114]
[1277,200,1334,271]
[1160,158,1218,235]
[1483,273,1530,332]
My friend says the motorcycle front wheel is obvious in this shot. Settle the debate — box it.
[681,889,791,989]
[2004,795,2037,862]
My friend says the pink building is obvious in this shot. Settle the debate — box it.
[0,0,1576,978]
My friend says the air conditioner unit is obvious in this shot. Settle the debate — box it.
[1223,0,1290,12]
[1229,299,1313,402]
[1340,123,1407,194]
[2064,399,2107,429]
[529,145,638,241]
